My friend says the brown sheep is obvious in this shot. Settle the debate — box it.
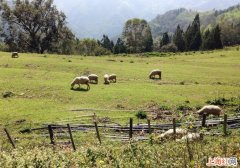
[12,52,19,58]
[197,105,222,116]
[104,74,110,84]
[71,76,90,90]
[149,69,161,79]
[109,74,117,83]
[88,74,98,84]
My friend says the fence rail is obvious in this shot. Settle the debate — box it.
[3,114,240,149]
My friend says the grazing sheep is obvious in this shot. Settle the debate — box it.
[104,74,110,84]
[149,69,161,79]
[109,74,117,83]
[71,76,90,90]
[197,105,222,116]
[158,128,187,139]
[176,133,201,142]
[12,52,19,58]
[88,74,98,84]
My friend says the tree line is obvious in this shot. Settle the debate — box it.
[0,0,236,56]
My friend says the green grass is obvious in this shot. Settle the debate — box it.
[0,47,240,127]
[0,47,240,167]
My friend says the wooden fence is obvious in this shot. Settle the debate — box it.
[2,114,240,150]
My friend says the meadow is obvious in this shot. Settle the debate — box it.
[0,47,240,167]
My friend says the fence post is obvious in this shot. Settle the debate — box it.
[202,114,207,127]
[147,119,151,134]
[173,118,176,139]
[48,125,55,145]
[223,114,228,136]
[129,118,133,139]
[67,124,76,151]
[4,128,16,148]
[94,122,102,144]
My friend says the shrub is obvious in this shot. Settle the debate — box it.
[177,104,192,111]
[159,105,170,111]
[235,105,240,113]
[2,91,14,98]
[136,110,147,119]
[179,81,185,85]
[206,97,229,106]
[160,43,178,53]
[130,60,134,63]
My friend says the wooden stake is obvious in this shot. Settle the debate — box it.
[173,118,176,139]
[4,128,16,148]
[147,119,151,134]
[94,122,101,144]
[67,124,76,151]
[202,114,207,127]
[223,114,228,136]
[129,118,133,139]
[48,125,55,145]
[173,118,176,132]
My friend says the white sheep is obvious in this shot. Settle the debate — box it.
[109,74,117,83]
[197,105,222,116]
[71,76,90,90]
[158,128,187,139]
[104,74,110,84]
[149,69,161,79]
[176,133,201,142]
[88,74,98,84]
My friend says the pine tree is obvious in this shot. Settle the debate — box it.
[184,14,202,51]
[173,25,185,51]
[202,29,212,50]
[113,38,126,54]
[212,25,223,49]
[202,25,223,50]
[100,34,113,52]
[160,32,170,47]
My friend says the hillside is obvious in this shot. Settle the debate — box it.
[150,4,240,39]
[52,0,240,39]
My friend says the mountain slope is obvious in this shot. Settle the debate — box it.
[149,4,240,39]
[53,0,240,39]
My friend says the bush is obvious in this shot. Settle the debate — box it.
[206,97,229,106]
[2,91,14,98]
[179,81,185,85]
[160,43,178,53]
[136,110,147,119]
[159,105,170,111]
[177,104,192,111]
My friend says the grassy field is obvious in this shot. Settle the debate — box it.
[0,47,239,125]
[0,47,240,167]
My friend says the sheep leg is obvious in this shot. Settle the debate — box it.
[86,83,90,90]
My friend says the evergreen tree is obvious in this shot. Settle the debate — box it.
[160,32,170,47]
[173,25,185,51]
[113,38,126,54]
[202,29,212,50]
[212,25,223,49]
[202,25,223,50]
[184,14,202,51]
[100,34,114,52]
